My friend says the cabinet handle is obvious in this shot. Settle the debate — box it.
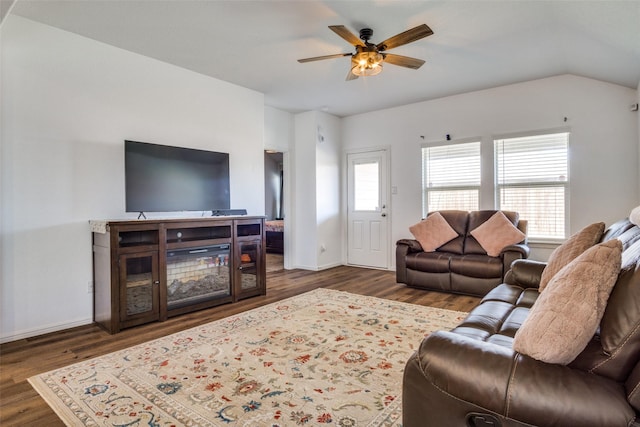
[154,280,160,284]
[188,249,209,254]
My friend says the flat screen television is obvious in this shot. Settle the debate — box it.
[125,140,230,214]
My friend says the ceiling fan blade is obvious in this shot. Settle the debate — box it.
[329,25,365,47]
[298,53,352,63]
[383,53,425,70]
[376,24,433,51]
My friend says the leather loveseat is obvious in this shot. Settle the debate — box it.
[396,210,529,297]
[403,218,640,426]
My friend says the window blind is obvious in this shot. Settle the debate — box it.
[422,141,480,215]
[495,132,569,240]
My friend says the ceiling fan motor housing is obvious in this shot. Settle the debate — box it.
[359,27,374,43]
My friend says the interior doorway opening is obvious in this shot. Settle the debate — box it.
[264,150,285,271]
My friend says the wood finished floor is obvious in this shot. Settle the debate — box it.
[0,257,480,426]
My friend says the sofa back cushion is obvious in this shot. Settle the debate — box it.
[464,210,519,255]
[435,211,469,255]
[569,220,640,381]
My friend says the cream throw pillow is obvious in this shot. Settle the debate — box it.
[469,211,526,257]
[409,212,458,252]
[539,222,605,292]
[513,239,622,365]
[630,205,640,226]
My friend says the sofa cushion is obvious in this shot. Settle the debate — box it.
[406,251,451,273]
[434,210,469,255]
[538,222,605,292]
[587,231,640,381]
[409,212,458,252]
[469,211,525,257]
[465,210,519,255]
[513,239,622,365]
[449,254,503,279]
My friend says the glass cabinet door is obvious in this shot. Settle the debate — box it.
[119,252,160,324]
[236,240,263,298]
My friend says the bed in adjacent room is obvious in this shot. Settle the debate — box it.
[265,219,284,254]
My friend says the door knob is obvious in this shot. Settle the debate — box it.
[381,213,387,217]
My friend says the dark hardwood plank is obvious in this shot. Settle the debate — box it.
[0,263,479,426]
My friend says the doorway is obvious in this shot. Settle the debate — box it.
[264,151,285,271]
[346,149,390,269]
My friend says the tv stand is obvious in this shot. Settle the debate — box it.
[91,216,265,333]
[137,212,147,220]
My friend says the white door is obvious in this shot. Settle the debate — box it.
[347,150,389,268]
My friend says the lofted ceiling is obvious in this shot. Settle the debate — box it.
[6,0,640,117]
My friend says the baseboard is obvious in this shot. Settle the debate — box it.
[293,262,344,271]
[0,317,93,344]
[317,261,343,270]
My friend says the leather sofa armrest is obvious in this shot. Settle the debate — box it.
[501,243,530,258]
[396,238,423,253]
[503,258,547,289]
[396,239,423,284]
[500,243,530,276]
[405,331,634,426]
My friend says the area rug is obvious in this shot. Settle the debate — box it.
[29,288,466,426]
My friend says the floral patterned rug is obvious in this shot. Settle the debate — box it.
[29,289,466,426]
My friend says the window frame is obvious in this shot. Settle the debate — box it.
[493,129,570,243]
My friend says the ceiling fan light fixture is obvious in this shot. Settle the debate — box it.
[352,51,384,76]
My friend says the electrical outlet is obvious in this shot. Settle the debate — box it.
[87,280,94,294]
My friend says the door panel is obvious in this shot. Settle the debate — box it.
[347,150,389,268]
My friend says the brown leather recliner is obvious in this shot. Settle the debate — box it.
[402,218,640,426]
[396,210,530,297]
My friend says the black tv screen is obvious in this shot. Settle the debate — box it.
[125,140,230,213]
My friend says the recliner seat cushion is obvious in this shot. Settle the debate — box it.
[449,254,503,278]
[406,251,450,273]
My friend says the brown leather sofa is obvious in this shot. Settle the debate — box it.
[396,210,529,297]
[403,218,640,426]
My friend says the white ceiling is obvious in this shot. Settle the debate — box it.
[7,0,640,117]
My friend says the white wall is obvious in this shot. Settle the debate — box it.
[293,112,318,269]
[315,113,342,269]
[291,111,342,270]
[264,106,293,153]
[0,16,265,342]
[343,75,639,264]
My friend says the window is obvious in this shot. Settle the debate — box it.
[421,141,481,216]
[494,132,569,240]
[353,161,379,211]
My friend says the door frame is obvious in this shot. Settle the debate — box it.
[342,146,392,270]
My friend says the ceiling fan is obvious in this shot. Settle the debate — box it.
[298,24,433,80]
